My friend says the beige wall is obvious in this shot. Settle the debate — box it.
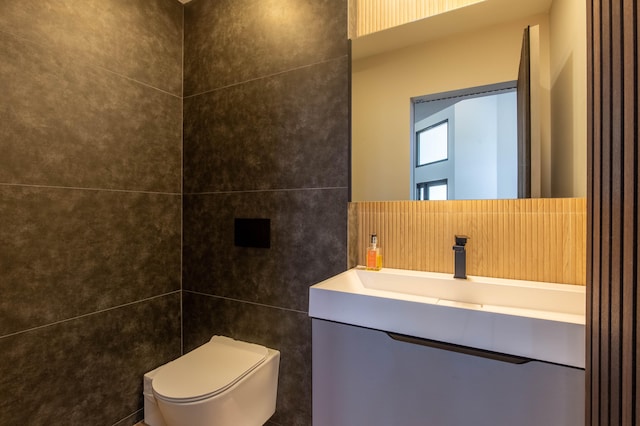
[549,0,587,197]
[352,14,549,201]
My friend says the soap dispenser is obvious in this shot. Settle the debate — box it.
[366,233,383,271]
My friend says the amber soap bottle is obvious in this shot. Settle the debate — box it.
[366,233,382,271]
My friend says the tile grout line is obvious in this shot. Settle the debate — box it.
[0,291,181,341]
[112,408,143,426]
[182,290,309,315]
[180,2,186,357]
[0,28,182,99]
[184,186,349,196]
[183,54,350,99]
[0,182,180,196]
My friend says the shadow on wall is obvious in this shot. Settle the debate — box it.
[551,53,575,197]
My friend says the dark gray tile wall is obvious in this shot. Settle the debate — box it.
[0,32,182,192]
[0,0,183,96]
[182,0,349,424]
[2,0,350,424]
[183,0,348,97]
[0,0,183,425]
[183,59,349,193]
[183,189,347,312]
[0,186,181,336]
[0,294,181,426]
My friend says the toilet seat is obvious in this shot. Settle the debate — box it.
[152,336,268,404]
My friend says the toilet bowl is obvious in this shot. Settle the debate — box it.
[144,336,280,426]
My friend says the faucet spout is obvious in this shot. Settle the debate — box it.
[452,235,469,279]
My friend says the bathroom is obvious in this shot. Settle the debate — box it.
[0,0,635,425]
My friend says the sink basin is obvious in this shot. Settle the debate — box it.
[309,267,585,368]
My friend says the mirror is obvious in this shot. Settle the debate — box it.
[351,0,586,201]
[412,81,519,200]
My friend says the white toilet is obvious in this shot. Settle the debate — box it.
[143,336,280,426]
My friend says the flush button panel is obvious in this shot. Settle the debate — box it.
[234,218,271,248]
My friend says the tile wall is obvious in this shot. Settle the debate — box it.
[181,1,350,424]
[1,0,350,424]
[0,1,183,424]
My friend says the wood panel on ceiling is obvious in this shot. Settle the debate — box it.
[354,0,483,37]
[586,0,639,424]
[353,198,586,285]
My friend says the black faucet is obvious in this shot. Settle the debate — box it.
[452,235,469,279]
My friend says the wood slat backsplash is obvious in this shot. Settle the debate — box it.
[351,198,586,285]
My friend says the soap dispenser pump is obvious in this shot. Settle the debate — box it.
[366,233,383,271]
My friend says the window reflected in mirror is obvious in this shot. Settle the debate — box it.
[412,82,518,200]
[417,120,448,166]
[416,179,448,200]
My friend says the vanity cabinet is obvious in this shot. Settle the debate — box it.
[312,319,584,426]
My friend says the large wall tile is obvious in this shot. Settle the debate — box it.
[183,292,312,426]
[0,0,183,95]
[0,1,184,425]
[0,32,182,193]
[0,186,181,336]
[184,0,348,96]
[183,58,349,193]
[0,293,181,426]
[183,188,348,311]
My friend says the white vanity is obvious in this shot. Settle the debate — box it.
[309,268,585,425]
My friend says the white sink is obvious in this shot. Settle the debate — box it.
[309,267,585,368]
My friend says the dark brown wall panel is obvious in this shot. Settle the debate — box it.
[587,0,639,424]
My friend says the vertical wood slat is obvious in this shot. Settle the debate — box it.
[610,1,623,424]
[350,198,587,285]
[599,0,612,420]
[621,2,637,425]
[586,0,598,422]
[587,0,639,424]
[634,0,640,420]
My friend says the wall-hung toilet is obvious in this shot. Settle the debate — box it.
[143,336,280,426]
